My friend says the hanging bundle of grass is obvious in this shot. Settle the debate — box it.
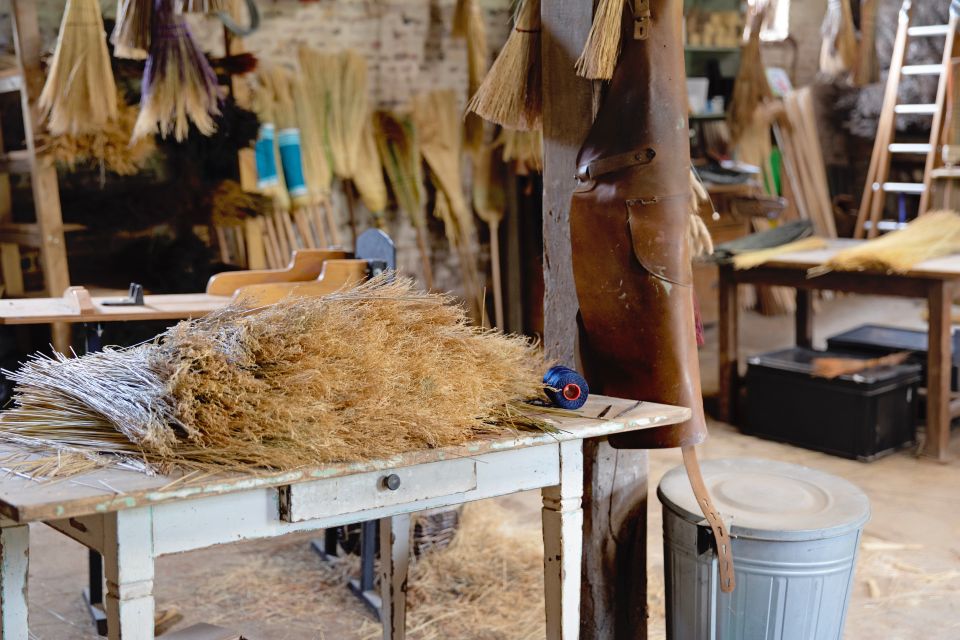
[496,128,542,174]
[352,115,389,224]
[575,0,625,80]
[112,0,153,60]
[374,111,434,289]
[0,277,547,476]
[39,0,118,136]
[330,51,368,180]
[816,211,960,275]
[727,7,772,146]
[820,0,858,77]
[467,0,541,131]
[413,90,482,315]
[453,0,490,151]
[132,0,221,142]
[42,92,155,175]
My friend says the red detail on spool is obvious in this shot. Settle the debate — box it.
[562,383,582,402]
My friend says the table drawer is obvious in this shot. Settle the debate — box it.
[278,458,477,523]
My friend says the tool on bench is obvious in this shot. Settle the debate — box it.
[100,283,145,306]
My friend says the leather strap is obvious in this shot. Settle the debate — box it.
[576,147,656,183]
[682,445,736,593]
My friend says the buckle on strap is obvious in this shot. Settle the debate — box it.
[634,0,651,40]
[576,147,656,183]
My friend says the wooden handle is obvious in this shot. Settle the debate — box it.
[62,286,95,316]
[232,259,368,305]
[206,249,349,296]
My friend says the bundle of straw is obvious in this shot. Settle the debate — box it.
[179,0,233,11]
[133,0,221,142]
[816,211,960,275]
[374,111,434,288]
[42,92,156,175]
[733,236,827,270]
[330,51,368,180]
[0,277,546,476]
[453,0,489,151]
[727,7,772,146]
[575,0,625,80]
[352,115,388,222]
[467,0,541,131]
[112,0,152,60]
[39,0,119,136]
[819,0,858,77]
[497,128,543,175]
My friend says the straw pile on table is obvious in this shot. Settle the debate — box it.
[815,211,960,275]
[0,277,546,477]
[40,0,118,136]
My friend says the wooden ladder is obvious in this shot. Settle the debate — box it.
[1,1,75,351]
[855,1,958,238]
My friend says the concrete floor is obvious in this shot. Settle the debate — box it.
[22,294,960,638]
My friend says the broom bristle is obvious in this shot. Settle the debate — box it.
[812,352,911,379]
[352,114,388,214]
[574,0,626,80]
[40,0,119,136]
[453,0,490,151]
[112,0,153,60]
[132,0,221,142]
[467,0,541,131]
[733,236,827,270]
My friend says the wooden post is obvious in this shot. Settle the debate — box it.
[540,2,650,638]
[718,266,739,424]
[926,280,953,461]
[795,288,813,349]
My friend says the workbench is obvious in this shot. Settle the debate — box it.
[717,239,960,461]
[0,395,689,640]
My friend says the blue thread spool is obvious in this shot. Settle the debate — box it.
[277,127,308,199]
[544,366,589,410]
[255,123,279,189]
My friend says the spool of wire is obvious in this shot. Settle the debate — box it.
[543,366,589,410]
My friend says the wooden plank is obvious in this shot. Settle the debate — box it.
[0,292,230,324]
[540,0,593,367]
[103,508,154,640]
[205,249,347,295]
[926,280,953,461]
[542,439,583,640]
[379,513,411,640]
[0,244,23,297]
[0,396,690,524]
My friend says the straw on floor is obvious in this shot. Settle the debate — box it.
[0,276,546,477]
[40,0,118,136]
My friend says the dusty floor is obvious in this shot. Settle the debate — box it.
[23,294,960,638]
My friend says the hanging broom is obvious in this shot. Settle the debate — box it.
[413,90,484,319]
[472,144,507,327]
[292,72,332,247]
[352,114,389,229]
[467,0,541,131]
[727,6,772,146]
[374,110,434,289]
[496,128,542,175]
[112,0,152,60]
[575,0,626,80]
[133,0,221,142]
[39,0,119,136]
[453,0,489,152]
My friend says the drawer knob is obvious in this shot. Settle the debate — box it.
[383,474,401,491]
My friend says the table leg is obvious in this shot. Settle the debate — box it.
[0,524,29,640]
[795,289,813,349]
[379,514,411,640]
[102,509,155,640]
[926,280,953,462]
[718,267,740,423]
[542,440,584,640]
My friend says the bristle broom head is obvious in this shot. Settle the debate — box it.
[467,0,541,131]
[112,0,153,60]
[574,0,626,80]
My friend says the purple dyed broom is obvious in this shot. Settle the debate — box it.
[132,0,220,142]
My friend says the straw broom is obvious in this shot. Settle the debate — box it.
[575,0,625,80]
[133,0,220,142]
[374,111,434,289]
[467,0,541,131]
[248,75,287,267]
[112,0,152,60]
[263,66,307,258]
[0,276,547,476]
[732,237,828,270]
[39,0,118,136]
[292,71,333,247]
[331,51,369,243]
[497,128,542,175]
[453,0,489,152]
[472,144,507,328]
[352,114,389,229]
[814,211,960,275]
[727,6,772,146]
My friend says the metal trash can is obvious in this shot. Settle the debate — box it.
[658,458,870,639]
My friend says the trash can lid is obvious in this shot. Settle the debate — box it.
[657,458,870,542]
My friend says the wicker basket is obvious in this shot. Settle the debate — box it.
[412,506,462,557]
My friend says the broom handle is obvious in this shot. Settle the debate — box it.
[489,220,504,329]
[312,204,329,248]
[324,199,342,247]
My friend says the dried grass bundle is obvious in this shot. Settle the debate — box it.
[132,0,221,142]
[727,7,772,145]
[375,111,434,288]
[575,0,625,80]
[330,51,368,180]
[112,0,152,60]
[816,211,960,275]
[292,71,333,206]
[42,92,155,175]
[40,0,119,136]
[467,0,541,131]
[210,179,269,225]
[0,277,546,476]
[352,115,388,215]
[820,0,858,77]
[496,128,542,174]
[732,236,827,270]
[453,0,489,151]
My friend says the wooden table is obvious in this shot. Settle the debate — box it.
[718,239,959,461]
[0,292,229,325]
[0,396,689,640]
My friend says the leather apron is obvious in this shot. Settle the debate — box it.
[569,0,735,591]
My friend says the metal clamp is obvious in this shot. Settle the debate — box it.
[634,0,651,40]
[101,283,144,307]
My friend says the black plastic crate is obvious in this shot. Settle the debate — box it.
[826,324,959,391]
[745,347,921,461]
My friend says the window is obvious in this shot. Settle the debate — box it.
[748,0,791,42]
